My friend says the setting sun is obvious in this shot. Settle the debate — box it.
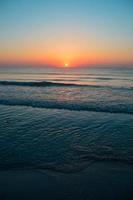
[64,63,69,67]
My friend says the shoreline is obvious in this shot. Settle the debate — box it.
[0,162,133,200]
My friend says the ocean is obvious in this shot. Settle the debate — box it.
[0,67,133,200]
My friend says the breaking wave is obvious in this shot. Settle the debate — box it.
[0,80,133,90]
[0,80,73,87]
[0,99,133,115]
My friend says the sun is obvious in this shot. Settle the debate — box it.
[64,63,69,67]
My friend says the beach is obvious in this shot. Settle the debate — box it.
[0,162,133,200]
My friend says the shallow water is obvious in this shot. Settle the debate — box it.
[0,105,133,172]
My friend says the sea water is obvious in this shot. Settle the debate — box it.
[0,67,133,200]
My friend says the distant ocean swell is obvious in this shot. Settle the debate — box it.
[0,80,133,90]
[0,99,133,115]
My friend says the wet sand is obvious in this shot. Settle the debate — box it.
[0,162,133,200]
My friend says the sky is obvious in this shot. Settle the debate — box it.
[0,0,133,68]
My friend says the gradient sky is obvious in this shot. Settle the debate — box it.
[0,0,133,67]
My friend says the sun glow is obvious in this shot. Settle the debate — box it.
[64,63,69,67]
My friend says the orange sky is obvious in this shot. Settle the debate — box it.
[1,45,132,67]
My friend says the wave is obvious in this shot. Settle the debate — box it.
[0,156,132,173]
[0,99,133,115]
[0,80,73,87]
[0,80,133,90]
